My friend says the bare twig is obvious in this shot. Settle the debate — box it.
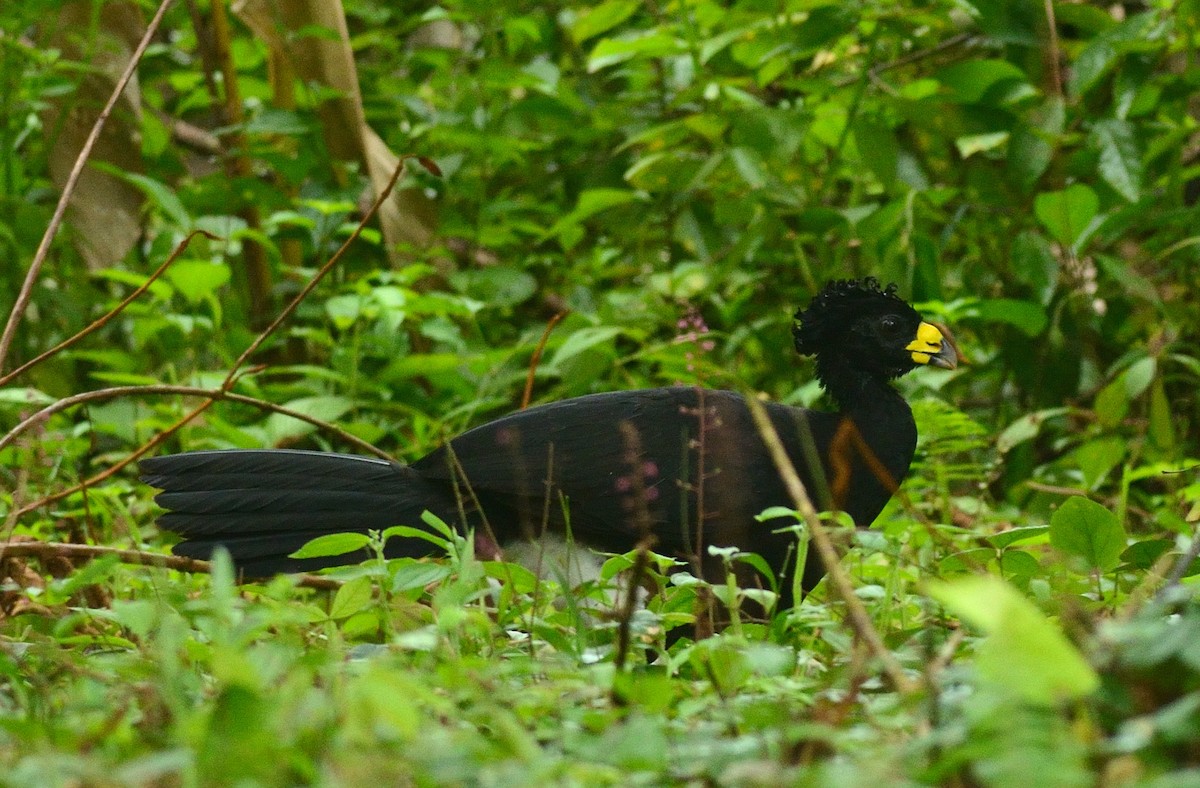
[0,231,216,388]
[221,156,411,388]
[0,0,176,370]
[1042,0,1063,97]
[521,311,567,409]
[2,383,391,521]
[0,540,342,590]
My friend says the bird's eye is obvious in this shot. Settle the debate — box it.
[880,316,900,333]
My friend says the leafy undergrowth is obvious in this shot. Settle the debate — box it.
[3,429,1199,787]
[5,0,1200,783]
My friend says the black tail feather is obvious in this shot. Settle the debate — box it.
[140,450,459,574]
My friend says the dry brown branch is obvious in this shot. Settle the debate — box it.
[2,383,391,520]
[0,231,216,388]
[521,311,567,410]
[0,540,342,591]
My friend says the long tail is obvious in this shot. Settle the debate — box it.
[139,450,457,576]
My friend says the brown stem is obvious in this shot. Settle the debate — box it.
[0,231,216,388]
[0,540,341,591]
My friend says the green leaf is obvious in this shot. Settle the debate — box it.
[996,407,1070,453]
[587,30,678,72]
[1072,436,1126,490]
[1069,37,1118,98]
[1121,539,1173,570]
[324,294,363,330]
[729,147,767,189]
[450,267,537,308]
[1091,119,1142,202]
[955,131,1009,158]
[265,395,354,443]
[330,576,374,620]
[546,188,641,250]
[1010,231,1059,304]
[987,526,1050,549]
[975,298,1047,336]
[165,260,231,304]
[853,117,899,187]
[1049,496,1125,572]
[382,525,451,553]
[1034,184,1098,247]
[1123,356,1156,399]
[1008,124,1053,191]
[391,560,453,593]
[1148,378,1176,452]
[928,575,1099,704]
[937,59,1028,103]
[118,172,192,229]
[1095,358,1155,428]
[548,325,623,368]
[0,387,55,406]
[569,0,639,44]
[290,532,372,560]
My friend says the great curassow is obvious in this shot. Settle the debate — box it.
[140,278,956,613]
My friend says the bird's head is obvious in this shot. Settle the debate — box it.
[793,278,957,392]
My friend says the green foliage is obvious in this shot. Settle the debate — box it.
[4,0,1200,783]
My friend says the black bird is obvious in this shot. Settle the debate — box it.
[140,278,956,612]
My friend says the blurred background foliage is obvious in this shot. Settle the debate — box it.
[3,0,1200,783]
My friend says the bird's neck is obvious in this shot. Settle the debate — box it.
[822,364,918,483]
[820,362,915,439]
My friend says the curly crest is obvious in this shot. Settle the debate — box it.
[792,277,904,356]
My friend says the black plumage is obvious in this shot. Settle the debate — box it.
[141,278,956,610]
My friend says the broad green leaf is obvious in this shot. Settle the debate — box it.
[1069,37,1118,98]
[330,576,374,620]
[1123,356,1156,399]
[0,387,55,405]
[1091,119,1142,202]
[1148,378,1176,452]
[165,260,231,304]
[936,59,1028,103]
[976,298,1047,336]
[928,575,1099,704]
[999,549,1040,581]
[392,560,453,593]
[1049,495,1125,572]
[1121,539,1173,570]
[1095,358,1154,428]
[569,0,639,44]
[1094,376,1129,428]
[996,407,1070,453]
[548,325,623,368]
[587,30,678,72]
[853,117,899,187]
[325,294,363,329]
[1073,436,1126,490]
[265,395,354,443]
[1034,184,1098,247]
[290,532,372,560]
[119,172,192,229]
[450,267,536,308]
